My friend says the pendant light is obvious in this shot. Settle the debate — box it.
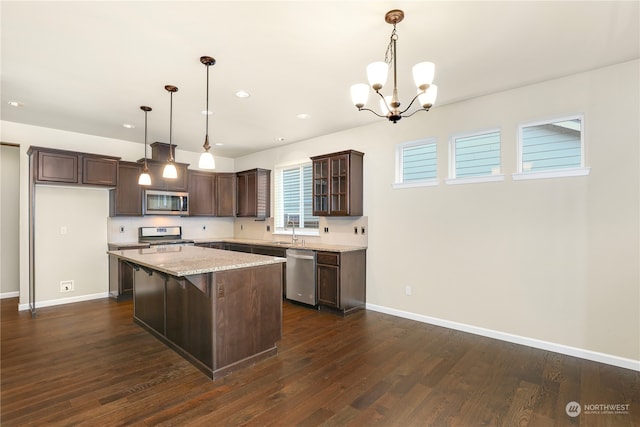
[162,84,178,179]
[198,56,216,169]
[138,106,152,186]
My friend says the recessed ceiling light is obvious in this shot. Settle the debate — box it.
[122,123,135,129]
[235,90,250,98]
[201,110,213,116]
[7,101,23,107]
[214,142,224,146]
[296,113,311,120]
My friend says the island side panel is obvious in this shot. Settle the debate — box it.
[166,275,213,370]
[213,263,282,370]
[133,268,166,335]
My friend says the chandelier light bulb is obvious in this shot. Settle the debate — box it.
[350,84,370,108]
[412,62,435,91]
[418,84,438,109]
[379,95,393,116]
[366,62,388,91]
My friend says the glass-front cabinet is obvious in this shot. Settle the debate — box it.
[311,150,364,217]
[313,158,329,215]
[330,155,348,216]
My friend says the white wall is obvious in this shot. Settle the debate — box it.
[34,185,109,301]
[1,144,20,296]
[235,60,639,365]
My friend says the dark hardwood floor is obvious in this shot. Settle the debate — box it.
[1,297,638,426]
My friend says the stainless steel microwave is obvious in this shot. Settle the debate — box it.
[144,190,189,216]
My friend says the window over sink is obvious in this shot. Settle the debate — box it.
[274,161,319,235]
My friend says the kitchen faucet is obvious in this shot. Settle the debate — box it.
[286,216,298,245]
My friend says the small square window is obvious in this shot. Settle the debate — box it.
[449,129,502,182]
[519,116,583,173]
[394,138,438,188]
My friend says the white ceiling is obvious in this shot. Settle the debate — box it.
[2,1,638,158]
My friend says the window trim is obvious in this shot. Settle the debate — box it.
[447,128,504,185]
[513,114,589,180]
[273,160,319,236]
[393,137,439,189]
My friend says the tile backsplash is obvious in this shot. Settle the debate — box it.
[108,216,368,247]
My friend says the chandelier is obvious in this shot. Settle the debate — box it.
[350,9,438,123]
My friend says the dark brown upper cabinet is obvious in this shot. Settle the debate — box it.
[28,146,119,187]
[215,173,236,217]
[236,168,270,218]
[188,171,236,217]
[109,161,143,216]
[188,170,215,216]
[82,155,118,186]
[311,150,363,216]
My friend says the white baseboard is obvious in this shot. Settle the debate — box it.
[0,291,19,299]
[366,303,640,372]
[17,292,110,311]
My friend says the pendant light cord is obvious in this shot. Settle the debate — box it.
[169,90,174,162]
[144,109,148,168]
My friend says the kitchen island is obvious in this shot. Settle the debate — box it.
[107,245,285,379]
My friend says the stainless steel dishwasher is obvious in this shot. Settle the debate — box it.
[286,248,317,306]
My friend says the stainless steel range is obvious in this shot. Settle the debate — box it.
[138,226,194,246]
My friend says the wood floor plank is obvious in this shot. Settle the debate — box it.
[1,297,638,426]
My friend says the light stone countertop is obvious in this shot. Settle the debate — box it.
[107,245,285,277]
[109,238,367,253]
[192,238,367,253]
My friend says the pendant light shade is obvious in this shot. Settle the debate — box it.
[162,85,178,179]
[138,105,152,186]
[198,56,216,170]
[138,171,151,186]
[199,150,215,169]
[163,162,177,179]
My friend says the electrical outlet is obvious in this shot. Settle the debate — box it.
[405,285,412,296]
[266,225,271,232]
[60,226,68,235]
[119,226,125,233]
[361,227,366,235]
[324,227,329,233]
[60,280,74,292]
[354,226,358,234]
[202,225,206,230]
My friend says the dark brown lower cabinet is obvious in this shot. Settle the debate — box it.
[133,263,283,379]
[317,249,366,315]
